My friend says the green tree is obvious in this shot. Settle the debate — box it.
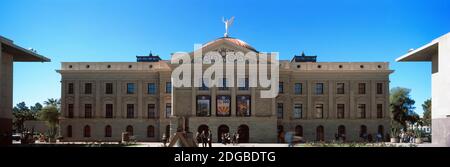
[12,102,37,133]
[390,87,418,130]
[30,103,43,113]
[422,99,431,126]
[39,105,60,140]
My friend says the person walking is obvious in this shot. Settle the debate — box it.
[208,130,212,147]
[200,130,207,147]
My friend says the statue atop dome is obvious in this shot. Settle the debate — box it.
[222,16,235,37]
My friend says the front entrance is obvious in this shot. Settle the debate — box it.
[217,125,229,143]
[237,124,249,143]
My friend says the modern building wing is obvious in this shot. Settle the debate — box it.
[396,32,450,146]
[0,35,50,145]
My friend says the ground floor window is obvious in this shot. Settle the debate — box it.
[295,125,303,137]
[67,125,72,137]
[84,125,91,137]
[147,125,155,137]
[105,125,112,137]
[316,125,324,141]
[126,125,133,136]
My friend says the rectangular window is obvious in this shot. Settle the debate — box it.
[337,104,345,119]
[148,104,156,119]
[294,83,302,95]
[127,104,134,118]
[68,83,74,94]
[315,104,323,119]
[293,104,303,119]
[358,104,366,118]
[105,83,113,94]
[236,95,251,117]
[358,83,366,94]
[199,78,209,91]
[148,83,156,94]
[219,78,229,90]
[68,104,74,118]
[196,95,211,117]
[166,82,172,93]
[165,103,172,118]
[84,104,92,118]
[216,95,231,116]
[238,78,249,91]
[127,83,135,94]
[85,83,92,94]
[105,104,113,118]
[316,83,324,95]
[279,82,284,94]
[337,83,345,94]
[377,83,383,94]
[377,104,383,118]
[277,103,284,119]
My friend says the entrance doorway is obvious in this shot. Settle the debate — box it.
[217,125,229,143]
[237,124,249,143]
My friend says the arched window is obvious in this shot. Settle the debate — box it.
[67,125,72,138]
[126,125,133,136]
[360,125,368,139]
[105,125,112,137]
[338,125,346,138]
[316,125,324,141]
[147,125,155,137]
[378,125,384,136]
[165,125,170,138]
[295,125,303,137]
[217,125,229,143]
[238,124,250,143]
[84,125,91,138]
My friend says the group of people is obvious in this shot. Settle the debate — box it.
[220,132,239,145]
[399,131,418,143]
[334,133,346,142]
[360,132,385,142]
[196,130,212,147]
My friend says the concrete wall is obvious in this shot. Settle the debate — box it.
[432,33,450,146]
[0,46,13,145]
[433,34,450,119]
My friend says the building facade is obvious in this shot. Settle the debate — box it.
[58,36,392,143]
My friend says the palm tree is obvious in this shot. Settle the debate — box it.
[44,98,60,107]
[39,105,60,141]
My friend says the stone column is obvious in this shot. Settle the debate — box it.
[212,87,217,117]
[307,80,312,119]
[116,81,122,118]
[349,81,355,119]
[191,84,196,116]
[370,81,376,119]
[74,80,80,118]
[138,80,143,119]
[95,80,101,118]
[328,80,334,119]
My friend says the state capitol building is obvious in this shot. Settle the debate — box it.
[57,35,393,143]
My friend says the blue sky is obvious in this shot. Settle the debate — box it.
[1,0,449,115]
